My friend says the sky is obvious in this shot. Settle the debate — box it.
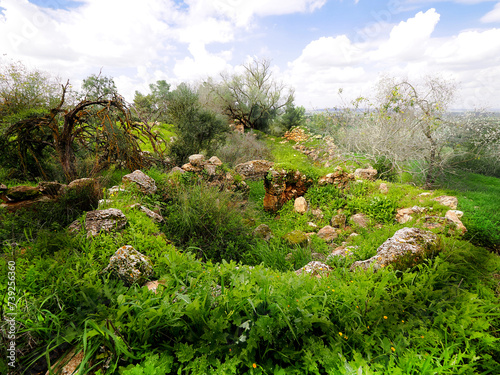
[1,0,500,110]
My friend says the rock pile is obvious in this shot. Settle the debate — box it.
[263,168,313,213]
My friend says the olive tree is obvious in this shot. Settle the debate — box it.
[208,58,294,130]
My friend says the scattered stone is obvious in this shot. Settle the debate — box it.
[102,245,153,286]
[418,192,432,197]
[379,183,388,194]
[69,208,127,237]
[396,208,414,224]
[350,213,370,228]
[330,213,346,228]
[122,170,157,195]
[208,156,223,166]
[295,261,332,278]
[445,210,467,234]
[326,246,357,262]
[45,347,85,375]
[234,160,274,181]
[307,222,318,229]
[316,225,338,242]
[434,195,458,210]
[145,280,166,294]
[188,154,205,166]
[203,163,217,176]
[0,183,7,192]
[312,208,324,220]
[171,166,185,174]
[129,204,164,223]
[5,185,41,202]
[351,227,438,271]
[354,167,377,181]
[284,230,309,246]
[253,224,273,241]
[318,166,354,188]
[108,185,127,195]
[294,196,308,214]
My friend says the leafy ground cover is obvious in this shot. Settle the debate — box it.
[1,132,499,374]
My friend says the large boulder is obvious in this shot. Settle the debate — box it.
[234,160,274,181]
[102,245,153,285]
[5,185,41,202]
[263,168,313,213]
[122,170,157,195]
[69,208,127,237]
[351,227,439,271]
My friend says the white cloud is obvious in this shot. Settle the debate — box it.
[287,8,500,109]
[481,2,500,22]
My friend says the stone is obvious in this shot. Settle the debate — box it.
[204,164,218,176]
[350,213,369,228]
[312,209,324,220]
[67,177,97,191]
[330,213,346,228]
[295,261,332,278]
[38,181,64,197]
[122,170,157,194]
[102,245,153,285]
[208,156,223,166]
[5,185,41,202]
[379,183,388,194]
[45,347,85,375]
[188,154,205,166]
[316,225,338,242]
[70,208,127,237]
[234,160,274,181]
[447,210,463,218]
[145,280,166,294]
[129,204,164,223]
[307,222,318,229]
[445,210,467,234]
[396,208,414,224]
[263,168,313,213]
[253,224,273,241]
[351,227,438,271]
[354,168,377,181]
[326,246,357,262]
[294,196,308,214]
[318,167,354,189]
[0,183,7,192]
[434,195,458,210]
[171,166,185,174]
[284,230,309,246]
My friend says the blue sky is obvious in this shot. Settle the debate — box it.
[1,0,500,109]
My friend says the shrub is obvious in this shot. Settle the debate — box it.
[216,131,273,167]
[160,180,255,263]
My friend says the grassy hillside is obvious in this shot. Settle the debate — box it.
[1,131,499,374]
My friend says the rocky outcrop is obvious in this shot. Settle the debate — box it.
[234,160,274,181]
[69,208,127,237]
[5,185,41,202]
[263,168,313,213]
[351,227,439,271]
[102,245,153,285]
[122,170,157,195]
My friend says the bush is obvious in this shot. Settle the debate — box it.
[160,180,255,263]
[216,131,273,167]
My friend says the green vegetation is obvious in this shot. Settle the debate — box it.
[1,58,499,374]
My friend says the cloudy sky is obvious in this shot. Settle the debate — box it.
[1,0,500,109]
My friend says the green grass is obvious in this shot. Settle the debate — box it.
[440,171,500,250]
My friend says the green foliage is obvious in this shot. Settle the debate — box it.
[132,80,170,123]
[279,103,306,131]
[159,180,255,263]
[167,84,229,164]
[81,73,117,100]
